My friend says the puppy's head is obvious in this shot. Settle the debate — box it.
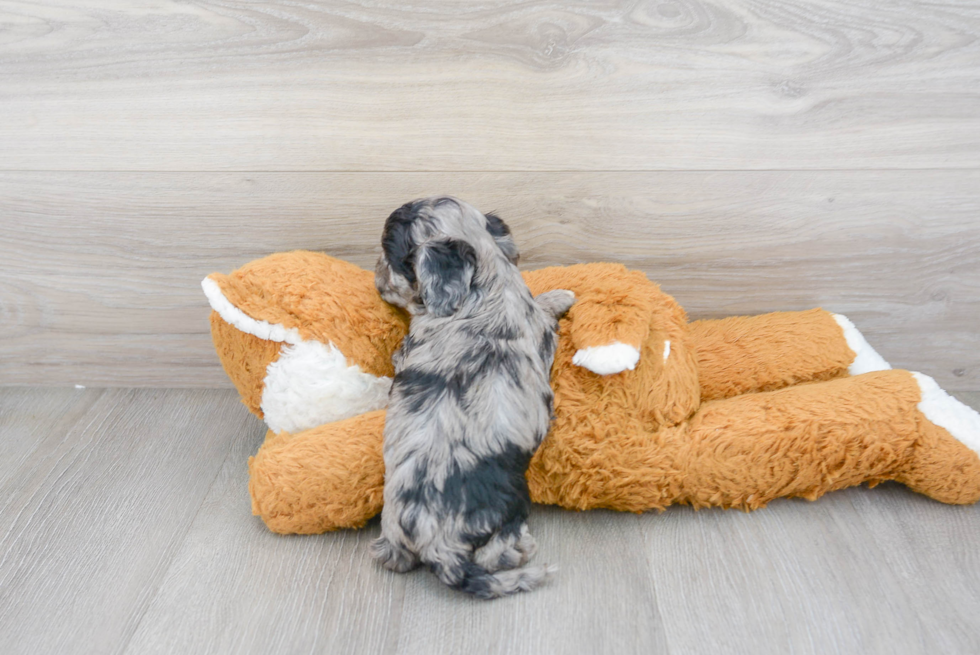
[375,196,520,317]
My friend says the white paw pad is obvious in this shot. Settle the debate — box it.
[572,342,641,375]
[832,314,891,375]
[913,372,980,456]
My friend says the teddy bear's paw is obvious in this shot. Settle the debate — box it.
[913,372,980,456]
[833,314,891,375]
[572,341,641,375]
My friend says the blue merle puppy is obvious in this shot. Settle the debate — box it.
[371,196,575,600]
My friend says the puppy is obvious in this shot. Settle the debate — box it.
[371,196,574,599]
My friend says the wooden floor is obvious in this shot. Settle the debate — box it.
[2,386,980,655]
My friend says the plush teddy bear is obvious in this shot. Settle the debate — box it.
[202,250,980,534]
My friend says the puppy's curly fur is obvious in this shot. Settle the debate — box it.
[371,196,574,599]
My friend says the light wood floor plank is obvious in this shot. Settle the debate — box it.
[124,421,668,655]
[642,487,980,655]
[1,1,979,170]
[847,483,980,654]
[0,387,103,492]
[391,507,667,655]
[2,170,977,389]
[124,491,667,655]
[0,388,261,655]
[121,416,401,655]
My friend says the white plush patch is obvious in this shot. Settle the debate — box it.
[832,313,891,375]
[663,340,671,362]
[202,276,391,434]
[572,342,641,376]
[261,339,392,435]
[201,277,301,344]
[913,372,980,456]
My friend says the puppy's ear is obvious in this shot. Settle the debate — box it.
[381,202,420,283]
[484,212,519,265]
[416,238,477,317]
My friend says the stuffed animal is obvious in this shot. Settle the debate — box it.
[202,251,980,534]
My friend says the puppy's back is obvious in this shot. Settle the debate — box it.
[373,196,573,599]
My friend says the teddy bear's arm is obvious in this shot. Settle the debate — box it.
[689,308,889,402]
[248,410,387,534]
[523,264,667,375]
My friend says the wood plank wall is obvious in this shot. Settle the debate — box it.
[1,1,978,390]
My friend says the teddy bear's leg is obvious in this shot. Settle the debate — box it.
[679,370,980,508]
[690,308,890,402]
[248,410,387,534]
[894,373,980,503]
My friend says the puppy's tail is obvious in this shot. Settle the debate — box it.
[431,559,558,600]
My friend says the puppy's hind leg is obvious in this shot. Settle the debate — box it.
[474,522,538,571]
[474,532,523,573]
[370,535,420,573]
[429,539,556,600]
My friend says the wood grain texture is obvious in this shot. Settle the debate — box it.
[2,170,977,389]
[1,389,979,654]
[391,507,668,655]
[122,417,405,655]
[0,388,264,655]
[123,405,668,655]
[645,485,980,654]
[1,0,979,171]
[0,387,102,488]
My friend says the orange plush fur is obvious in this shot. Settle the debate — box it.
[205,252,980,533]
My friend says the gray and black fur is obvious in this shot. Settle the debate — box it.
[372,196,574,600]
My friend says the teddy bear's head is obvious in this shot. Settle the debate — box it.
[203,251,409,435]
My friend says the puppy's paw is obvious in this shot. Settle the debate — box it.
[515,525,538,565]
[535,289,576,319]
[474,543,523,573]
[370,536,419,573]
[572,341,641,375]
[474,533,522,573]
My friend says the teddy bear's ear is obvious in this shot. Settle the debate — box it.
[202,273,302,345]
[203,251,407,352]
[203,251,409,378]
